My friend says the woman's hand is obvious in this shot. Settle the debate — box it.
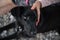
[31,0,42,26]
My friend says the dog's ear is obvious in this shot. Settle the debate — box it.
[11,6,27,17]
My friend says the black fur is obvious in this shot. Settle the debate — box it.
[37,3,60,33]
[0,3,60,39]
[11,6,37,37]
[11,3,60,37]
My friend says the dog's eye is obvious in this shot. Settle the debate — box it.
[24,16,27,19]
[23,16,30,21]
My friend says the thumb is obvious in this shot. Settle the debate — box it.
[31,4,36,10]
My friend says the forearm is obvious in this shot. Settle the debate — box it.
[0,3,16,15]
[0,0,16,15]
[36,0,42,8]
[0,0,16,8]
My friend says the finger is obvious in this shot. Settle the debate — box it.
[37,8,40,23]
[36,21,38,26]
[36,17,40,26]
[31,3,36,10]
[36,7,40,26]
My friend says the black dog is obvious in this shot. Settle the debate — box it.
[0,2,60,40]
[11,6,37,37]
[11,3,60,37]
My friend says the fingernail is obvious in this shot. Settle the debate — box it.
[31,8,34,10]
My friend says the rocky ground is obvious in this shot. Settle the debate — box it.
[11,31,60,40]
[0,13,60,40]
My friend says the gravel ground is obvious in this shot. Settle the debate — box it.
[0,12,16,27]
[0,13,60,40]
[11,31,60,40]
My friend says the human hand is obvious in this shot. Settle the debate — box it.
[31,0,42,26]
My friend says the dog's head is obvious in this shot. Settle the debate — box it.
[11,6,37,37]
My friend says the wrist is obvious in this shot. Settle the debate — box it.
[37,0,42,2]
[36,0,42,8]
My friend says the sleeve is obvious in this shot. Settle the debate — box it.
[37,0,60,7]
